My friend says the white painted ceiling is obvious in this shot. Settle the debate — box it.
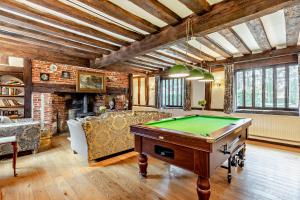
[157,0,193,18]
[260,9,287,49]
[187,39,222,59]
[207,32,240,55]
[109,0,168,27]
[232,23,261,53]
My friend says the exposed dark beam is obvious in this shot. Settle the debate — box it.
[0,31,101,59]
[128,0,181,25]
[0,21,110,55]
[213,45,300,64]
[128,60,165,69]
[124,61,160,71]
[27,0,143,41]
[0,0,129,46]
[219,28,251,55]
[78,0,159,33]
[284,4,300,47]
[246,18,272,51]
[177,0,211,14]
[0,11,119,51]
[175,43,215,61]
[156,49,192,64]
[139,54,175,65]
[132,58,170,68]
[0,39,90,67]
[198,37,232,58]
[94,0,295,68]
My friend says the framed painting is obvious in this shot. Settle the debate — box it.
[76,71,106,93]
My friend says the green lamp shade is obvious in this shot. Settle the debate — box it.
[168,64,190,78]
[186,68,204,80]
[198,71,214,82]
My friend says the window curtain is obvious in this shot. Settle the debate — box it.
[224,64,234,114]
[298,54,300,116]
[183,80,192,111]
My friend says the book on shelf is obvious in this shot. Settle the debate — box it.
[0,99,22,107]
[0,87,23,95]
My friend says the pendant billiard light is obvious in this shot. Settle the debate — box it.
[168,64,190,78]
[186,68,204,80]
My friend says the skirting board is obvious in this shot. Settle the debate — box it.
[248,135,300,148]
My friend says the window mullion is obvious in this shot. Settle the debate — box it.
[243,70,245,108]
[262,68,266,108]
[273,67,277,108]
[285,65,289,109]
[252,69,255,108]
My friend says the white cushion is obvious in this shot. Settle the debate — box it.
[0,116,12,123]
[0,136,17,144]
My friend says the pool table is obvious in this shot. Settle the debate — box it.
[130,115,252,200]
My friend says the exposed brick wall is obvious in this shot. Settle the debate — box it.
[32,60,130,135]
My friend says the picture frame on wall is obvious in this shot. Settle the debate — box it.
[61,71,70,79]
[76,71,106,93]
[40,73,50,81]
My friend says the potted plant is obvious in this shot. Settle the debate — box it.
[198,99,207,110]
[98,106,106,114]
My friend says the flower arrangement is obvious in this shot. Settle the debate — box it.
[98,106,106,114]
[198,99,207,110]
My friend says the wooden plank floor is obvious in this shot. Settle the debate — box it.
[0,135,299,200]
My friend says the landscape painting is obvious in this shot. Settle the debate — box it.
[76,71,106,93]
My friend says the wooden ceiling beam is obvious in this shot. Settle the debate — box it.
[78,0,159,33]
[128,60,165,69]
[284,5,300,47]
[174,43,215,61]
[246,18,272,51]
[0,40,89,67]
[146,53,178,64]
[27,0,143,41]
[166,47,202,64]
[128,0,181,25]
[0,11,119,51]
[0,0,129,46]
[139,55,175,65]
[0,22,110,55]
[94,0,295,68]
[124,61,160,71]
[156,50,192,64]
[219,28,251,55]
[0,31,100,59]
[177,0,211,14]
[198,37,232,58]
[131,58,170,68]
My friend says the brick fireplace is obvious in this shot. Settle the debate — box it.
[31,60,131,135]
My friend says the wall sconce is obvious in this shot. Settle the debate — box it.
[214,80,222,87]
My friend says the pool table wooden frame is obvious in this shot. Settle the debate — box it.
[130,115,252,200]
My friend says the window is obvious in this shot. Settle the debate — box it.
[235,63,299,111]
[161,78,185,107]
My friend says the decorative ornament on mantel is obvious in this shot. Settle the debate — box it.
[49,63,57,73]
[168,18,214,82]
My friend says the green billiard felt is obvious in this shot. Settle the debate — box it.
[145,115,242,137]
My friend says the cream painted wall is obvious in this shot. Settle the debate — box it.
[140,78,146,105]
[211,71,225,109]
[8,57,24,67]
[133,79,138,105]
[191,80,205,108]
[148,77,156,106]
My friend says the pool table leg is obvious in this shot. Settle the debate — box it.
[138,153,148,177]
[197,176,210,200]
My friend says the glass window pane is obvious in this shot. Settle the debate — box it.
[236,71,244,107]
[276,67,286,108]
[245,70,253,107]
[289,64,299,108]
[255,69,263,107]
[173,78,178,106]
[265,68,273,107]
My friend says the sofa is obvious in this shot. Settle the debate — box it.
[68,111,172,161]
[0,118,41,155]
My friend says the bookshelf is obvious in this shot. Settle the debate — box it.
[0,75,25,118]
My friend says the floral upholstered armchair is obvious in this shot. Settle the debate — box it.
[0,118,41,155]
[80,111,172,161]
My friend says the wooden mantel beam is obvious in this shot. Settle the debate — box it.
[94,0,297,68]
